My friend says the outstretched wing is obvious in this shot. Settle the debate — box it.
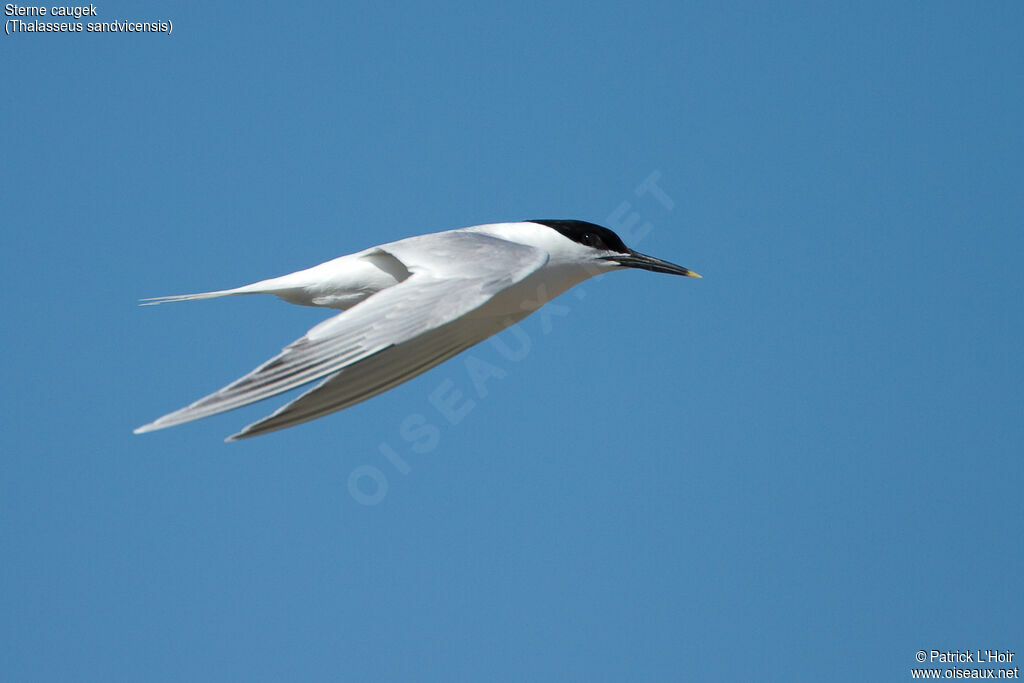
[135,231,547,436]
[226,315,507,440]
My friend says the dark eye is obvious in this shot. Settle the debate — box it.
[581,233,599,247]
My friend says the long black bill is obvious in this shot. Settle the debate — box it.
[605,250,701,278]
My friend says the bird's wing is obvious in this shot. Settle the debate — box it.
[226,316,505,440]
[135,232,548,435]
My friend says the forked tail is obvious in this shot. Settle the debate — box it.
[139,289,243,306]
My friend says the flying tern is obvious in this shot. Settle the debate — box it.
[135,220,700,441]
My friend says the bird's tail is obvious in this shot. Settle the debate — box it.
[139,288,247,306]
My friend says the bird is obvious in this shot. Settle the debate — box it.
[134,220,700,441]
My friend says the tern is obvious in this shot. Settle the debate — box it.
[135,220,700,441]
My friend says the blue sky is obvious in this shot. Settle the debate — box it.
[3,1,1022,680]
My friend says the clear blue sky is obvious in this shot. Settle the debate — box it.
[3,1,1022,681]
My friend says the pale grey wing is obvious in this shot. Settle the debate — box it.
[226,315,510,440]
[135,232,547,434]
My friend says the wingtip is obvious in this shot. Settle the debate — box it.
[134,417,173,435]
[224,414,290,441]
[224,430,255,443]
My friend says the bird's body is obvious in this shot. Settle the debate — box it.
[135,220,699,441]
